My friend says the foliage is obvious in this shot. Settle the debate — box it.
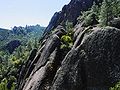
[110,81,120,90]
[77,0,120,27]
[77,2,99,26]
[0,77,16,90]
[84,13,97,26]
[99,0,113,26]
[99,0,120,26]
[0,25,44,90]
[65,20,73,32]
[61,33,73,50]
[60,20,74,50]
[77,11,92,24]
[0,25,45,51]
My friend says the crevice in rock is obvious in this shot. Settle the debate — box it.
[17,49,38,90]
[37,46,65,90]
[80,54,87,90]
[72,26,92,49]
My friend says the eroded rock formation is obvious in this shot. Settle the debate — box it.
[17,0,120,90]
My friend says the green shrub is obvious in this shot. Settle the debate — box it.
[77,10,92,23]
[61,35,72,44]
[0,78,8,90]
[60,34,73,50]
[110,81,120,90]
[78,11,98,27]
[65,21,73,32]
[84,13,95,26]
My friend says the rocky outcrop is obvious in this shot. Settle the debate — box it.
[109,18,120,29]
[18,26,66,90]
[82,27,120,89]
[50,27,120,90]
[17,49,37,89]
[44,0,102,34]
[45,12,61,33]
[18,26,120,90]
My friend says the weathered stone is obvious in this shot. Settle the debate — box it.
[18,1,120,90]
[44,12,61,34]
[50,48,86,90]
[34,34,61,72]
[18,49,37,90]
[50,27,120,90]
[45,0,103,33]
[82,27,120,88]
[52,25,67,38]
[73,24,84,41]
[22,47,62,90]
[18,26,120,90]
[109,18,120,29]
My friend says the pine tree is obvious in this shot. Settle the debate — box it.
[112,0,120,17]
[27,41,32,51]
[99,0,114,26]
[33,38,38,49]
[91,2,99,15]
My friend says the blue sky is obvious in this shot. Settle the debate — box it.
[0,0,70,29]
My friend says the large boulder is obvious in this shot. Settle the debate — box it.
[83,27,120,89]
[50,27,120,90]
[109,18,120,29]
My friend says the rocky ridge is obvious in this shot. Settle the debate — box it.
[44,0,102,33]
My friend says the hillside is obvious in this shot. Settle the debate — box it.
[0,25,45,53]
[0,25,45,90]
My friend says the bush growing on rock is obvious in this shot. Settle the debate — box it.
[61,34,73,49]
[110,81,120,90]
[77,3,99,27]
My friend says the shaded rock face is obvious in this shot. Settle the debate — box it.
[50,27,120,90]
[18,26,120,90]
[4,40,21,54]
[45,12,61,33]
[18,26,66,90]
[83,27,120,86]
[109,18,120,29]
[45,0,102,33]
[50,49,86,90]
[17,49,37,89]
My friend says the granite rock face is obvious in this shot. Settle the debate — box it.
[50,27,120,90]
[44,0,102,34]
[18,26,120,90]
[82,27,120,87]
[109,18,120,29]
[18,26,66,90]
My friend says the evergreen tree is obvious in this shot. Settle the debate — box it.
[27,41,32,51]
[91,2,99,15]
[65,20,73,31]
[33,38,38,49]
[112,0,120,17]
[99,0,114,26]
[99,0,120,26]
